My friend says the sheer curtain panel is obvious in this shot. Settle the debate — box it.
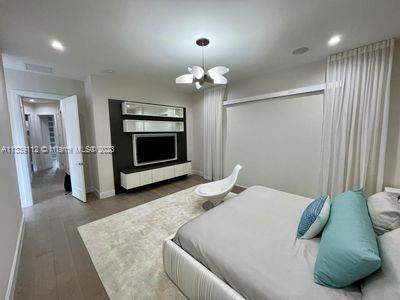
[321,39,394,196]
[203,86,225,180]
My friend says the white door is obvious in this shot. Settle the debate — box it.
[61,95,86,202]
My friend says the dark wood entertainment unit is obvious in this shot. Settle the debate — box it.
[108,99,191,193]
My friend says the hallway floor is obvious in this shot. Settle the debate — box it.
[14,175,245,299]
[31,167,65,205]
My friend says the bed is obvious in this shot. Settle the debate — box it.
[163,186,362,300]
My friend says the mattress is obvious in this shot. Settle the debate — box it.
[173,186,361,300]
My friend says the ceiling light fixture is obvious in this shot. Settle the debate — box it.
[328,35,341,46]
[176,38,229,90]
[51,40,65,51]
[103,69,115,74]
[29,99,35,102]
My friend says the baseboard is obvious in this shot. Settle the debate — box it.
[234,183,248,189]
[93,187,115,199]
[93,187,101,199]
[191,170,204,176]
[100,189,115,199]
[6,216,25,300]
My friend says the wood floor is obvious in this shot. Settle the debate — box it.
[31,167,65,205]
[15,173,244,300]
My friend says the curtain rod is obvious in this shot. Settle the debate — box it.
[223,83,326,106]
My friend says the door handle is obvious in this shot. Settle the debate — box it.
[78,162,84,165]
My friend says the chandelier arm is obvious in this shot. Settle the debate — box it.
[202,46,205,70]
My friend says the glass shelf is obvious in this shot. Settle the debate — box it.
[123,120,184,132]
[122,102,184,118]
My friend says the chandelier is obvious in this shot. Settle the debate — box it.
[176,38,229,89]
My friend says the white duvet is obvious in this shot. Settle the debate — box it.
[174,186,362,300]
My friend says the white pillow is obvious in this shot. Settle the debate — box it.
[367,192,400,235]
[361,228,400,300]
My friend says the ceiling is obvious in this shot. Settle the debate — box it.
[1,0,400,89]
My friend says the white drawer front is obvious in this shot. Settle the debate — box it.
[121,173,127,189]
[140,170,153,185]
[183,162,191,174]
[122,172,140,189]
[174,164,185,177]
[121,162,191,190]
[152,168,165,182]
[164,166,175,179]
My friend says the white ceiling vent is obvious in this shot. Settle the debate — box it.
[25,63,54,74]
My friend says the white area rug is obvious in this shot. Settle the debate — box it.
[78,186,235,299]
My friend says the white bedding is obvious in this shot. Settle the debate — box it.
[173,186,362,300]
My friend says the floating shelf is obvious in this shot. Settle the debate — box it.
[123,119,184,132]
[122,101,184,118]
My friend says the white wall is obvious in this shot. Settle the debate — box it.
[85,74,194,198]
[191,61,326,197]
[226,61,326,101]
[225,93,323,197]
[83,76,100,192]
[224,61,326,197]
[0,57,23,299]
[3,69,92,190]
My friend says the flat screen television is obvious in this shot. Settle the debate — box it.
[133,133,177,166]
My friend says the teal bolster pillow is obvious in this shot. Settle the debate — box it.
[314,189,381,288]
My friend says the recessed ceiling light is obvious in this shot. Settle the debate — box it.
[29,99,35,102]
[103,69,115,74]
[328,35,341,46]
[51,40,65,51]
[292,47,309,55]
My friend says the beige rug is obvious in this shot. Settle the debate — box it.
[78,186,235,299]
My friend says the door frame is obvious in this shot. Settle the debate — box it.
[7,90,65,208]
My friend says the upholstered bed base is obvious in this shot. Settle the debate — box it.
[163,237,245,300]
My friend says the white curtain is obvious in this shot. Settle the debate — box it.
[203,86,225,180]
[321,39,394,197]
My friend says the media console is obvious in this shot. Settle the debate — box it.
[120,161,191,190]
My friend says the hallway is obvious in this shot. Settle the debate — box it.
[31,167,65,205]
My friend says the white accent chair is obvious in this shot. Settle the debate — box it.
[195,165,242,206]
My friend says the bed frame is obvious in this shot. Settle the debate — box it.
[163,237,245,300]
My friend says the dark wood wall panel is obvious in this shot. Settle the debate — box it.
[108,99,187,194]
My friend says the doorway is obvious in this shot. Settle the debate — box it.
[22,98,66,204]
[7,90,87,207]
